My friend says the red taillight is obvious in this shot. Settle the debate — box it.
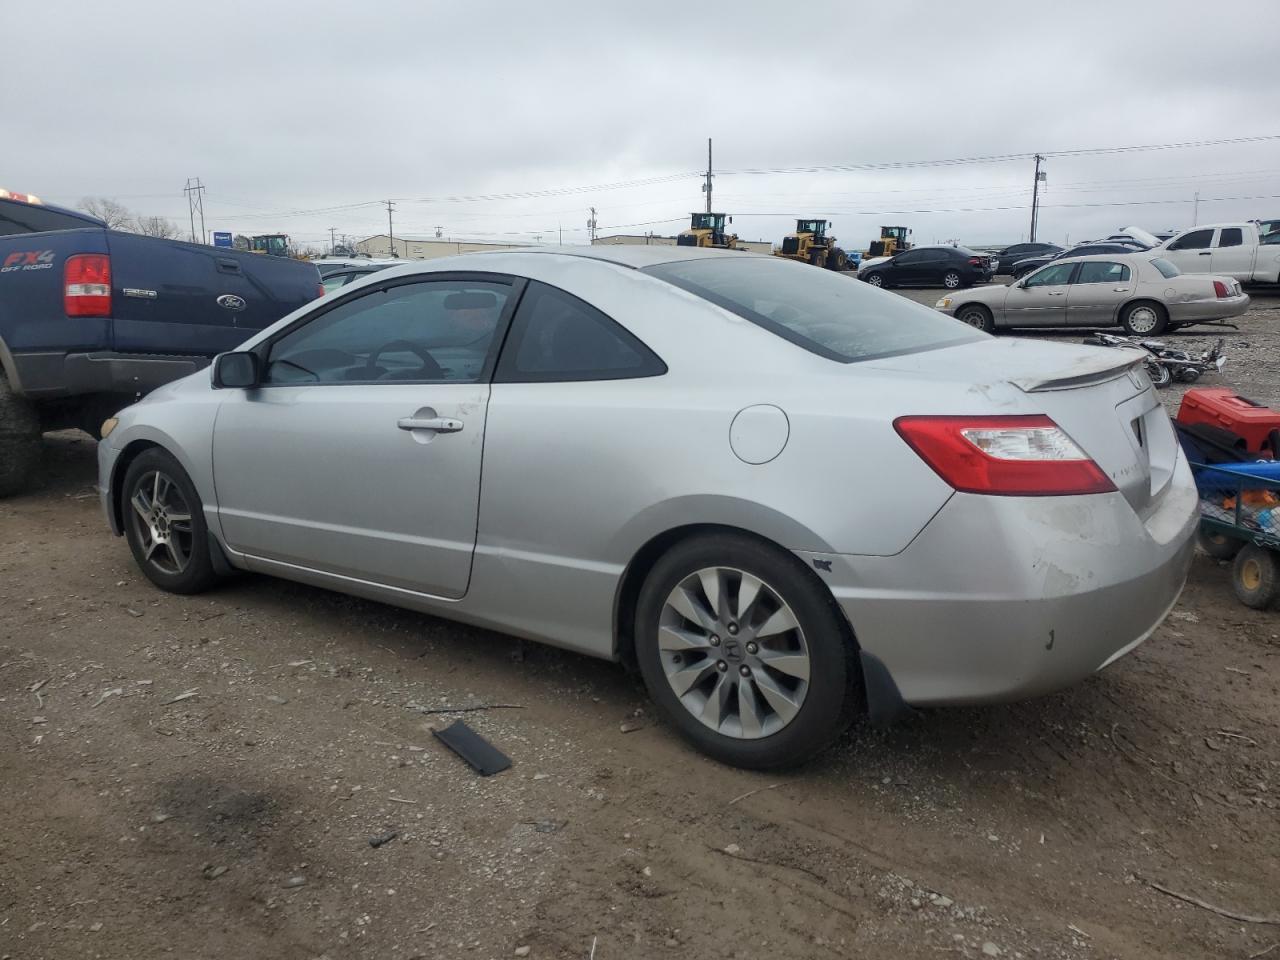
[316,282,325,299]
[894,415,1116,496]
[1213,280,1230,298]
[969,256,983,266]
[64,254,111,317]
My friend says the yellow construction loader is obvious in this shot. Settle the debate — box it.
[676,212,743,249]
[866,225,912,258]
[774,218,848,270]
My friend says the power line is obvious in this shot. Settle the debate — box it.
[183,177,206,244]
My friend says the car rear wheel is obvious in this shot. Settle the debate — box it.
[942,270,962,289]
[635,533,860,769]
[1121,301,1167,336]
[122,448,218,595]
[1198,528,1243,561]
[1232,545,1279,609]
[956,304,995,333]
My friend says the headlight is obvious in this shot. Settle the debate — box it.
[100,417,119,439]
[935,297,952,309]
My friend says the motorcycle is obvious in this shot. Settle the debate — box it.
[1082,333,1226,389]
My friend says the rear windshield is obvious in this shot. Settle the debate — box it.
[0,198,101,236]
[1150,257,1180,279]
[643,256,983,363]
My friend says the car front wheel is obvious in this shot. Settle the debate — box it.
[122,448,218,594]
[635,533,860,769]
[864,272,884,287]
[956,304,995,333]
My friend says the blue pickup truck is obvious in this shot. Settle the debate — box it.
[0,189,321,495]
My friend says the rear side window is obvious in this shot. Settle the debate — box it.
[1075,262,1131,284]
[1168,229,1213,251]
[644,256,982,364]
[1217,228,1243,248]
[1150,258,1180,279]
[494,281,665,382]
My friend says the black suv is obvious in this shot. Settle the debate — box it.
[858,246,993,290]
[992,242,1062,275]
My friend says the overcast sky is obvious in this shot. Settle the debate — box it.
[7,1,1280,252]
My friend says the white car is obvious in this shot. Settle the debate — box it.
[1156,222,1280,284]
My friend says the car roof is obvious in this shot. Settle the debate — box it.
[1049,251,1158,264]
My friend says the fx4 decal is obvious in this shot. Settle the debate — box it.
[1,250,56,273]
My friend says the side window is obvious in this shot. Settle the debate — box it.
[892,250,921,265]
[321,273,352,293]
[1217,228,1243,248]
[264,279,511,385]
[1075,261,1131,284]
[1168,229,1214,251]
[1024,262,1076,287]
[494,281,665,383]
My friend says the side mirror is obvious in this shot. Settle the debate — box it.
[728,216,733,224]
[212,351,261,389]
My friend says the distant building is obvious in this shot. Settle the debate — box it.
[593,233,773,255]
[355,234,534,260]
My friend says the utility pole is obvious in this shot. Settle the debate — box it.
[183,177,207,244]
[1029,154,1044,242]
[558,223,563,245]
[587,207,598,243]
[1192,191,1200,226]
[386,200,396,257]
[702,137,714,214]
[328,226,337,255]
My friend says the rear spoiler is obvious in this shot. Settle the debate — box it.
[1010,352,1144,393]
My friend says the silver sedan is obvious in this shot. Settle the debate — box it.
[934,252,1250,335]
[97,246,1198,769]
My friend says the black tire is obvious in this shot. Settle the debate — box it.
[634,533,861,769]
[955,304,995,333]
[1146,361,1173,388]
[809,249,824,267]
[828,248,847,271]
[1121,300,1168,337]
[864,272,886,288]
[1232,545,1280,610]
[941,270,963,290]
[0,373,42,498]
[121,448,219,594]
[1198,527,1243,561]
[1176,367,1202,384]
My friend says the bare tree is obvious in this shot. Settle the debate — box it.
[132,216,180,239]
[78,196,133,230]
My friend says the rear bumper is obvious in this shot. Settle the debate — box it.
[11,351,207,399]
[797,451,1199,706]
[1167,293,1250,324]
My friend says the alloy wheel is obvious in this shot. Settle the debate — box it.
[957,308,988,330]
[867,274,883,287]
[657,566,811,740]
[943,271,961,289]
[128,470,195,575]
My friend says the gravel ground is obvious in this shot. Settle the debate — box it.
[1,289,1278,960]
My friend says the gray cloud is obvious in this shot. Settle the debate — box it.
[8,1,1280,249]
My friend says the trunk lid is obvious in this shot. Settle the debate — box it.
[864,338,1176,517]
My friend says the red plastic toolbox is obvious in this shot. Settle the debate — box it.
[1177,388,1280,456]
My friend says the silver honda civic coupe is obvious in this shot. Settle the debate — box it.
[98,246,1198,769]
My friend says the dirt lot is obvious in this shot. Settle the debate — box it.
[2,293,1279,960]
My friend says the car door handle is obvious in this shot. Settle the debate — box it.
[397,416,463,433]
[1047,291,1065,296]
[1113,286,1130,292]
[1199,251,1212,256]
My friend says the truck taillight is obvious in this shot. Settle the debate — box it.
[1213,280,1231,298]
[64,254,111,317]
[894,415,1116,496]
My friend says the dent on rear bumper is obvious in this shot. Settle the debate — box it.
[1169,294,1250,322]
[798,459,1199,707]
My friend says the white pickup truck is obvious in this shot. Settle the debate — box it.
[1145,221,1280,284]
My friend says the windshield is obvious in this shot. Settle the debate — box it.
[1150,257,1180,279]
[644,256,983,363]
[797,220,825,234]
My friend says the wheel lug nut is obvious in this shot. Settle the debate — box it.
[746,642,758,655]
[739,665,751,677]
[727,623,739,635]
[716,660,727,672]
[709,635,720,646]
